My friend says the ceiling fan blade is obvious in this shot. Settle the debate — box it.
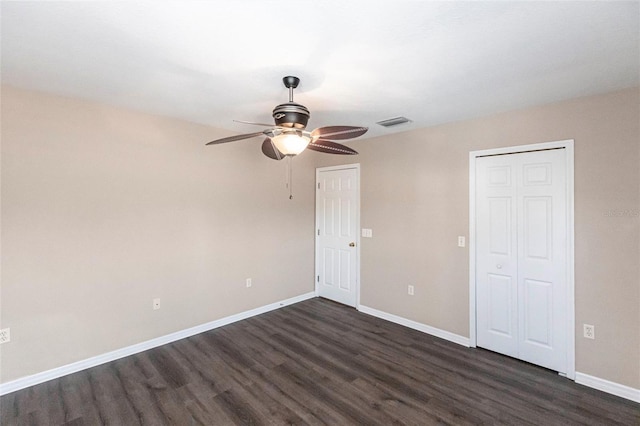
[261,138,286,160]
[310,126,368,140]
[307,139,358,155]
[205,131,265,145]
[233,119,276,127]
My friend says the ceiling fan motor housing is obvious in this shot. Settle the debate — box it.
[272,102,310,129]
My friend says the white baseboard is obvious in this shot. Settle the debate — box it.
[358,305,470,347]
[575,372,640,403]
[5,295,637,405]
[358,306,640,403]
[0,292,316,396]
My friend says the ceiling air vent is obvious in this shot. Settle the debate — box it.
[376,116,412,128]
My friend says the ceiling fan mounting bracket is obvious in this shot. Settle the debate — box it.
[282,76,300,89]
[275,75,309,128]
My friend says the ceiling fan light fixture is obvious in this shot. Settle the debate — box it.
[206,76,366,162]
[271,132,311,156]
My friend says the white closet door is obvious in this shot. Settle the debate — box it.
[476,155,519,358]
[476,149,567,373]
[516,149,566,372]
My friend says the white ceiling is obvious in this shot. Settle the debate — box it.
[2,1,638,139]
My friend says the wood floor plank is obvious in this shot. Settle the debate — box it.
[218,379,306,426]
[247,320,359,383]
[248,360,355,424]
[245,362,339,426]
[1,297,638,425]
[61,371,106,425]
[170,337,242,395]
[276,359,397,425]
[349,377,446,425]
[88,366,142,425]
[56,374,91,424]
[175,381,236,426]
[111,357,172,425]
[217,327,286,369]
[361,346,538,423]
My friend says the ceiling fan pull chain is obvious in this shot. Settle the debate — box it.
[288,156,294,200]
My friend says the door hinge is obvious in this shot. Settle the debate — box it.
[317,275,320,282]
[317,183,320,189]
[317,229,320,236]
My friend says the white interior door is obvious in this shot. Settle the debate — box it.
[476,149,567,373]
[316,165,359,307]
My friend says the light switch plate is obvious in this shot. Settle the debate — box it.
[458,236,466,247]
[362,228,373,238]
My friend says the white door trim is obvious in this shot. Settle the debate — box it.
[315,163,361,308]
[469,140,575,380]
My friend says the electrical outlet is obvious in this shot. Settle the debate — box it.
[583,324,595,339]
[153,298,161,310]
[0,328,10,344]
[458,236,466,247]
[246,278,252,288]
[408,285,414,296]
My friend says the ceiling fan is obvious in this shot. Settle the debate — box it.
[205,76,368,160]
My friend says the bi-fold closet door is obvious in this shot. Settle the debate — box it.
[475,148,567,373]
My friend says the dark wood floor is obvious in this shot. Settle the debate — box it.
[1,298,638,425]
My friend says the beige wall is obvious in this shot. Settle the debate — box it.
[0,87,316,383]
[315,88,640,388]
[1,86,638,390]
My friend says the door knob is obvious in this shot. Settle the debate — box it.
[496,264,502,269]
[349,242,356,247]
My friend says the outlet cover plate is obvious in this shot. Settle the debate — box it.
[583,324,595,339]
[0,328,10,344]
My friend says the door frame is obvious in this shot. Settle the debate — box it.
[469,140,575,379]
[315,163,361,308]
